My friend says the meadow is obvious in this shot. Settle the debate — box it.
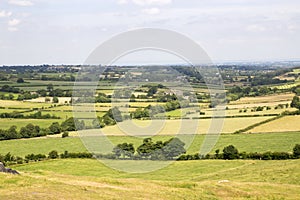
[1,132,298,157]
[0,159,299,199]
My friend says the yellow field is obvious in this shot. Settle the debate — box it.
[249,115,300,133]
[229,93,294,105]
[0,100,51,109]
[78,117,273,136]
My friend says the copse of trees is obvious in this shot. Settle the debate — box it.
[112,138,186,160]
[131,100,189,119]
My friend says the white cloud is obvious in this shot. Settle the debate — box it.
[246,24,266,32]
[8,27,18,32]
[0,10,12,18]
[8,0,34,6]
[8,19,21,26]
[141,7,160,15]
[117,0,129,5]
[132,0,172,6]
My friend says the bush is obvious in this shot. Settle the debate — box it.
[223,145,239,160]
[62,131,69,138]
[48,150,59,159]
[293,144,300,158]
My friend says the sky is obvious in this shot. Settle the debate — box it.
[0,0,299,65]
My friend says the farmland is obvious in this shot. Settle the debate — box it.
[0,64,300,199]
[0,159,299,199]
[0,132,298,157]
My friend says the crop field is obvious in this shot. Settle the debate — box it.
[1,132,298,157]
[0,100,52,109]
[0,159,299,199]
[249,115,300,133]
[96,117,273,135]
[0,118,65,130]
[229,93,294,105]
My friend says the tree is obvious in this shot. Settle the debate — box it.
[62,131,69,138]
[293,144,300,158]
[48,150,59,159]
[61,117,85,131]
[49,122,61,134]
[52,96,59,103]
[47,84,54,92]
[92,117,106,128]
[113,143,135,158]
[16,78,24,83]
[137,138,155,158]
[162,138,186,159]
[223,145,239,159]
[291,96,300,109]
[104,107,123,122]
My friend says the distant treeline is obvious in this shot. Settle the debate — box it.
[0,111,60,119]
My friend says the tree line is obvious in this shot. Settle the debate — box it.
[178,144,300,161]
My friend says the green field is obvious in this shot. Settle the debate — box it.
[0,118,65,130]
[1,132,299,157]
[0,159,299,199]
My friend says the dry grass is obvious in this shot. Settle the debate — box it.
[249,115,300,133]
[78,117,273,136]
[0,159,299,200]
[229,93,294,106]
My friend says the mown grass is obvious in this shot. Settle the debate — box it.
[1,132,299,157]
[0,159,298,199]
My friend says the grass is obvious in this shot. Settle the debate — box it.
[0,100,52,109]
[229,93,294,105]
[0,159,299,199]
[0,118,65,130]
[1,132,299,157]
[249,115,300,133]
[96,117,273,135]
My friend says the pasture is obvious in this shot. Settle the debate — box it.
[249,115,300,133]
[0,159,299,199]
[0,132,298,157]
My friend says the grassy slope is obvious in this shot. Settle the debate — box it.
[0,159,299,199]
[1,132,299,157]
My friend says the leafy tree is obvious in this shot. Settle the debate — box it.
[48,150,59,159]
[16,78,24,83]
[162,138,186,159]
[291,96,300,109]
[104,107,123,122]
[137,138,155,158]
[113,143,135,158]
[92,117,106,128]
[103,115,116,126]
[293,144,300,158]
[223,145,239,159]
[47,84,53,92]
[62,131,69,138]
[49,122,61,134]
[52,96,59,103]
[61,117,85,131]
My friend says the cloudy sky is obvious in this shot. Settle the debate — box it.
[0,0,299,65]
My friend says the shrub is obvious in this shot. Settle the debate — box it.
[48,150,59,159]
[223,145,239,160]
[293,144,300,158]
[62,131,69,138]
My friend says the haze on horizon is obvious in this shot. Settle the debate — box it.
[0,0,299,65]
